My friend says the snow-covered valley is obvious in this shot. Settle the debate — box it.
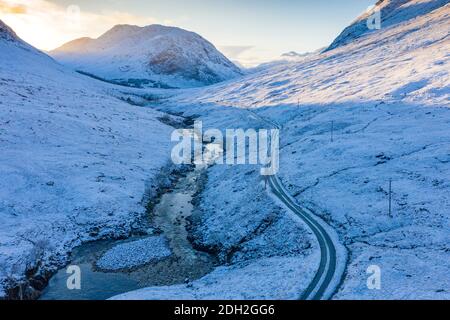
[119,0,449,300]
[0,0,449,301]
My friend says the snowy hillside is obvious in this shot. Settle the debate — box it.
[50,24,242,89]
[132,0,449,300]
[174,0,449,107]
[326,0,449,51]
[108,107,323,300]
[0,20,175,298]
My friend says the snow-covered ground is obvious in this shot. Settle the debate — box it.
[326,0,449,51]
[0,21,175,298]
[119,0,449,300]
[113,164,320,300]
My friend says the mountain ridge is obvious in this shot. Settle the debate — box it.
[326,0,449,51]
[51,24,243,88]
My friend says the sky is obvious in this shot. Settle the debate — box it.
[0,0,376,66]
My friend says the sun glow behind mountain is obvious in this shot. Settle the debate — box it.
[0,0,156,51]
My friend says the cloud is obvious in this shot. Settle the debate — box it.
[0,0,27,14]
[219,45,254,59]
[0,0,158,50]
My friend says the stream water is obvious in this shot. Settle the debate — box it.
[40,167,216,300]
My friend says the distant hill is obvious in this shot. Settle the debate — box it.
[50,24,243,88]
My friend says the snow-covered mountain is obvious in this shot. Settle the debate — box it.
[0,19,19,42]
[50,24,242,89]
[326,0,449,51]
[0,20,175,298]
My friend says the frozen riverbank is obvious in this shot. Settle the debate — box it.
[0,27,178,298]
[112,163,320,300]
[40,165,216,300]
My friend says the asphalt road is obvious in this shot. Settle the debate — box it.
[250,110,342,300]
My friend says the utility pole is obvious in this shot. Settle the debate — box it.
[331,121,334,143]
[388,178,392,218]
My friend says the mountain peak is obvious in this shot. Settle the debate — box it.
[0,19,20,42]
[99,24,187,40]
[325,0,449,52]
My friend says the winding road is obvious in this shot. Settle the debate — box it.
[250,110,344,300]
